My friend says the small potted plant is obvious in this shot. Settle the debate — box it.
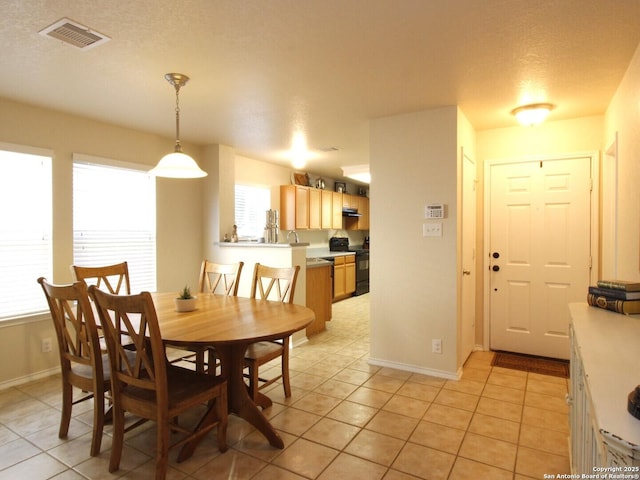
[174,285,197,312]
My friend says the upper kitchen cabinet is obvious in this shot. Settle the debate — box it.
[343,193,369,231]
[281,185,342,230]
[280,185,309,230]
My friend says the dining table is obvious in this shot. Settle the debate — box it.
[151,291,315,451]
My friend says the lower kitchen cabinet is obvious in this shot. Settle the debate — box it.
[333,255,355,300]
[568,303,640,473]
[306,264,332,335]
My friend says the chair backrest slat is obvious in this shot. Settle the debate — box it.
[89,287,167,398]
[199,260,244,296]
[38,277,102,376]
[72,262,131,295]
[249,263,299,304]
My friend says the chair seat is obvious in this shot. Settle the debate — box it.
[244,341,283,361]
[71,350,137,380]
[119,364,226,412]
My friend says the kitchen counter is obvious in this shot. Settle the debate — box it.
[306,258,333,269]
[219,242,310,248]
[306,248,354,259]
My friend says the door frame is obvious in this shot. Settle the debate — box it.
[482,151,600,351]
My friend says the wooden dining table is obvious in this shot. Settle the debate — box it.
[151,291,315,450]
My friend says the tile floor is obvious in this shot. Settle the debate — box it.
[0,294,571,479]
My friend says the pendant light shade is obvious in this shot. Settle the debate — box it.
[150,73,207,178]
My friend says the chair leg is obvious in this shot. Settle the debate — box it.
[89,390,105,456]
[195,349,205,373]
[109,404,125,473]
[59,380,72,439]
[155,416,170,480]
[248,361,259,401]
[282,341,291,398]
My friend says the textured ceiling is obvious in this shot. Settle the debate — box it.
[1,0,639,181]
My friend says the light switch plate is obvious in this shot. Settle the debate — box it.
[423,223,442,237]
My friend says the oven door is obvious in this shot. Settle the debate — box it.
[354,250,369,295]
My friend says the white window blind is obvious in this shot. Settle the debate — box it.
[0,149,52,320]
[234,184,270,239]
[73,160,156,293]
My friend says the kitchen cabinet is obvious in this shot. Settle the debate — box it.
[306,263,332,335]
[343,193,369,231]
[333,254,356,299]
[331,191,343,228]
[321,190,340,229]
[280,185,309,230]
[568,303,640,473]
[281,185,341,231]
[309,188,321,229]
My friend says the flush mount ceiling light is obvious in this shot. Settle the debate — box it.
[511,103,555,126]
[149,73,207,179]
[342,165,370,184]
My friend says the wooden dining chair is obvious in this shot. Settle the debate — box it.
[199,260,244,296]
[37,277,111,457]
[244,263,300,401]
[71,261,131,295]
[167,261,245,374]
[88,286,228,480]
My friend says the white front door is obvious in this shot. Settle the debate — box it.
[488,155,593,360]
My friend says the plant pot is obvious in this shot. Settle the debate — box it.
[174,297,197,312]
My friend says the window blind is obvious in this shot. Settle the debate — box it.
[235,184,270,239]
[73,161,157,293]
[0,150,52,320]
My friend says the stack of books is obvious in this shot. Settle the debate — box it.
[588,280,640,314]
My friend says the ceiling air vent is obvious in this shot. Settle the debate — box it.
[38,18,110,50]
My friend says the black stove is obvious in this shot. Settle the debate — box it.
[329,237,369,295]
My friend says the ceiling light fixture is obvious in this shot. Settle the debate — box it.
[290,131,309,170]
[150,73,207,178]
[342,165,370,184]
[511,103,555,126]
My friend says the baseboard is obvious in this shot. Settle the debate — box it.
[0,367,58,391]
[367,357,460,380]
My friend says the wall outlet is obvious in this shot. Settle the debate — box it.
[41,337,52,353]
[432,338,442,354]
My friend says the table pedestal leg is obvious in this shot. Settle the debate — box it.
[217,344,284,449]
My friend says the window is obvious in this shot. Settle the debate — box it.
[234,184,270,239]
[0,147,52,320]
[73,158,156,292]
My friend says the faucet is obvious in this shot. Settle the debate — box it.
[287,230,299,244]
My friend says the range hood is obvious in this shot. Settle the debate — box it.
[342,207,362,217]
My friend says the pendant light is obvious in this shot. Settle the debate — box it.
[150,73,207,178]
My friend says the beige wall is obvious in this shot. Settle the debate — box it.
[0,98,205,386]
[370,106,461,378]
[604,42,640,281]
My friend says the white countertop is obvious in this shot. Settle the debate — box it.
[218,242,309,248]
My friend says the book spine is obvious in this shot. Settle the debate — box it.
[587,294,640,314]
[596,280,640,292]
[588,286,627,300]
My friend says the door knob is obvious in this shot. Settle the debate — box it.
[492,252,500,259]
[463,270,471,275]
[492,265,500,272]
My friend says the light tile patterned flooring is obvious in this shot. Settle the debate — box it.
[0,294,571,479]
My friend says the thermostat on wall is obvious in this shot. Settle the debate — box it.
[425,203,445,219]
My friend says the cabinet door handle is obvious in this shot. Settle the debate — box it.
[463,270,471,275]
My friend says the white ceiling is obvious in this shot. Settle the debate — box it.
[2,1,639,181]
